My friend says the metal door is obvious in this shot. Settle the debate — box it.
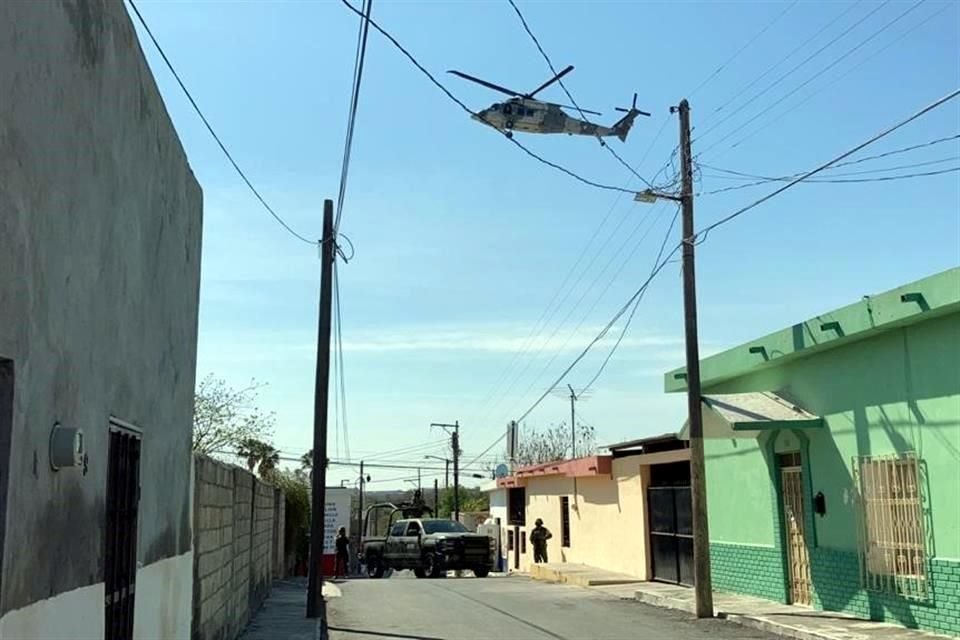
[105,424,141,640]
[781,460,812,606]
[647,462,694,585]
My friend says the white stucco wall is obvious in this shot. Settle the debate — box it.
[132,551,193,640]
[0,583,104,640]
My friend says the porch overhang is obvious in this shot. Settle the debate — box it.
[679,391,823,439]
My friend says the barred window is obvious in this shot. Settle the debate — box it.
[856,454,927,600]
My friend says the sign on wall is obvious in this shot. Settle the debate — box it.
[323,487,352,554]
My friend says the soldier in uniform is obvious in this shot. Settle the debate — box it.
[529,518,552,563]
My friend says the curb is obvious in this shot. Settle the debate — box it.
[633,590,831,640]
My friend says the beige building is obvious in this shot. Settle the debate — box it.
[486,435,690,580]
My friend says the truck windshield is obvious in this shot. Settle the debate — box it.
[422,520,469,534]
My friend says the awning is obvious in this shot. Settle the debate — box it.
[679,391,823,439]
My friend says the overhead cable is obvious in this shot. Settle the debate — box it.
[335,0,373,232]
[339,0,638,196]
[711,2,955,157]
[580,206,681,395]
[694,0,892,144]
[695,88,960,239]
[686,0,799,98]
[127,0,316,246]
[506,0,656,190]
[698,0,928,157]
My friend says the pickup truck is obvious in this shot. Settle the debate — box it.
[362,518,493,579]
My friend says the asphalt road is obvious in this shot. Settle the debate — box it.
[326,573,775,640]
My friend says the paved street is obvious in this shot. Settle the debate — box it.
[327,574,775,640]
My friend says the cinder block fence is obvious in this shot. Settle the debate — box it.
[192,455,286,640]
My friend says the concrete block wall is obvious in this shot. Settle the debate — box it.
[192,455,284,640]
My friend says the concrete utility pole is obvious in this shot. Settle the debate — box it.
[431,421,460,521]
[567,384,578,459]
[675,99,714,618]
[307,199,335,619]
[433,478,439,515]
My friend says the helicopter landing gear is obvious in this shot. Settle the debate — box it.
[505,131,513,139]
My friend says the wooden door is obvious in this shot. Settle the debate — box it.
[780,460,812,606]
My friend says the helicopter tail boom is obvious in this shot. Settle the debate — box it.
[612,93,651,142]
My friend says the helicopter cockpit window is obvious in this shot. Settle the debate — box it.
[490,104,500,112]
[503,104,512,115]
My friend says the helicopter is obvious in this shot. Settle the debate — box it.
[448,64,650,141]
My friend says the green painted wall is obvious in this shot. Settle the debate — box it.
[679,271,960,635]
[705,436,778,546]
[708,312,960,560]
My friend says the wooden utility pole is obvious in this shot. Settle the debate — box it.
[452,423,460,522]
[567,384,577,458]
[675,99,714,618]
[431,421,460,521]
[356,460,365,575]
[433,478,439,515]
[307,199,335,619]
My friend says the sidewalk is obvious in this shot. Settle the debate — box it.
[238,577,341,640]
[530,562,952,640]
[632,582,953,640]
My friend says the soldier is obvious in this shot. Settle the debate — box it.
[335,526,350,578]
[529,518,552,564]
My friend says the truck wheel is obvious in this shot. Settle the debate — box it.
[414,568,426,579]
[366,556,384,579]
[425,554,442,579]
[473,566,490,578]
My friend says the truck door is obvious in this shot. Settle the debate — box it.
[404,520,423,566]
[385,521,406,564]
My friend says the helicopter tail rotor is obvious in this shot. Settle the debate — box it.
[612,94,651,142]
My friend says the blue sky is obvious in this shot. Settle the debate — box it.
[129,0,959,489]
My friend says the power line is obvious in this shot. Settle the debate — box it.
[701,134,960,180]
[126,0,315,246]
[696,88,960,240]
[698,0,928,157]
[469,110,673,427]
[580,207,681,395]
[703,1,865,123]
[512,241,682,426]
[700,167,959,195]
[711,2,956,157]
[693,0,892,145]
[506,0,656,190]
[334,261,351,460]
[686,0,799,98]
[335,0,373,232]
[501,202,669,422]
[339,0,638,196]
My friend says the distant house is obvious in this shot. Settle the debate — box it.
[0,2,202,637]
[664,268,960,636]
[484,435,689,579]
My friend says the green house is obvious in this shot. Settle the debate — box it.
[665,267,960,636]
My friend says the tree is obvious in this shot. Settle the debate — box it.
[513,421,596,466]
[192,374,275,455]
[436,486,488,518]
[237,437,280,479]
[274,469,311,575]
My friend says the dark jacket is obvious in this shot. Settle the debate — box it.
[335,534,350,556]
[529,525,552,547]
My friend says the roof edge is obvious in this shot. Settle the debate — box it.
[665,267,960,393]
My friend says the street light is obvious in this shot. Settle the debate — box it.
[424,455,451,489]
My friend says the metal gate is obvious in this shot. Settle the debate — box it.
[105,424,142,640]
[648,462,693,585]
[780,454,812,606]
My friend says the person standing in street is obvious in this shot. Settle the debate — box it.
[529,518,552,564]
[335,527,350,579]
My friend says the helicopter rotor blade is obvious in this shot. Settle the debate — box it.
[447,70,523,98]
[527,64,574,98]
